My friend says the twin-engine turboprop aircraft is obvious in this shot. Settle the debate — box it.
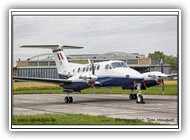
[13,45,169,104]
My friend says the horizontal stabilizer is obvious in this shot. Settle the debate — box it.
[20,45,83,49]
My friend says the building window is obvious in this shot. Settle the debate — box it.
[49,61,56,66]
[28,61,38,66]
[127,59,138,64]
[39,61,48,66]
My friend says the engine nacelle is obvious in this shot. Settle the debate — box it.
[148,71,167,78]
[79,73,98,81]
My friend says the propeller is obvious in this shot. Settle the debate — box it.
[88,59,97,93]
[91,60,95,75]
[148,71,167,94]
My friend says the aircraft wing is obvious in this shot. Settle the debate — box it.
[13,76,72,85]
[167,73,178,77]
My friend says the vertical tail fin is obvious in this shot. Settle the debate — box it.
[20,45,83,75]
[52,48,69,74]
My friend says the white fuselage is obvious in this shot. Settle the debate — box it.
[59,60,143,82]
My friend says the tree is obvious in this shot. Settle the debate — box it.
[148,51,177,71]
[148,51,165,60]
[164,55,178,71]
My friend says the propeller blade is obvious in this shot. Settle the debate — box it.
[91,60,96,94]
[91,60,95,75]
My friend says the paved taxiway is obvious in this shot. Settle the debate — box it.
[13,94,178,124]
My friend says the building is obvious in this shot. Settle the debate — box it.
[14,52,171,78]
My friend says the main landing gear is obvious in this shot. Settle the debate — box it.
[129,90,137,100]
[129,83,145,104]
[64,90,74,103]
[64,96,73,103]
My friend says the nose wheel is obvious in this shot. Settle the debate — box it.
[136,94,145,104]
[129,83,145,104]
[136,83,145,104]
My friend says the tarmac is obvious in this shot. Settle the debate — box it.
[12,94,178,124]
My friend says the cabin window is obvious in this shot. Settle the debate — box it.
[97,65,100,70]
[83,67,85,72]
[78,68,80,73]
[89,66,92,71]
[86,67,89,72]
[94,65,96,71]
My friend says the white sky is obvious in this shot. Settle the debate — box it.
[13,14,178,66]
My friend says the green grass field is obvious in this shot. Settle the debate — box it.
[13,81,178,95]
[13,113,157,125]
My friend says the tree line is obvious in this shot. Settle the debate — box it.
[148,51,178,71]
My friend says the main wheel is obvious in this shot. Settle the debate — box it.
[69,97,73,103]
[64,96,69,103]
[133,94,137,100]
[129,94,133,100]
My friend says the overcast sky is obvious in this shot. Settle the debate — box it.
[13,15,178,66]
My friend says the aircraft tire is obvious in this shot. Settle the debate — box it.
[133,94,137,100]
[129,94,133,100]
[64,96,69,103]
[136,94,145,104]
[69,97,73,103]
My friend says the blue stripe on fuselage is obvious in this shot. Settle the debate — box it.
[97,77,143,87]
[61,76,143,91]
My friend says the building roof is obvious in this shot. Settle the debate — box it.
[26,52,145,61]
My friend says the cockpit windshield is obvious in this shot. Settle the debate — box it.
[111,62,128,69]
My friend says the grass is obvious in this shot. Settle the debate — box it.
[12,81,178,95]
[13,82,61,90]
[13,113,157,125]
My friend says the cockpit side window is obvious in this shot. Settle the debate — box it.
[120,62,128,67]
[111,62,122,69]
[111,62,128,69]
[105,64,109,70]
[97,65,100,70]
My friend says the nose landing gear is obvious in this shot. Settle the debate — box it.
[136,83,145,104]
[129,83,145,104]
[129,90,137,100]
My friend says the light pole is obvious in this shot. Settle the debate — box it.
[160,58,165,94]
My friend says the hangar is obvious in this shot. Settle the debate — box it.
[13,52,171,79]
